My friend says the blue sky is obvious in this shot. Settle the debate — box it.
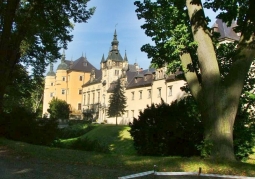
[50,0,217,72]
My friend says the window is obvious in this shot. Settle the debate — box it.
[148,89,151,99]
[51,82,54,86]
[98,92,100,103]
[103,94,106,104]
[87,94,90,105]
[61,89,65,95]
[62,76,66,81]
[92,93,95,104]
[79,76,83,81]
[50,92,54,97]
[139,91,142,99]
[158,88,161,98]
[131,92,134,100]
[168,86,173,96]
[78,103,81,110]
[131,110,134,117]
[79,89,82,95]
[115,70,119,76]
[83,94,86,105]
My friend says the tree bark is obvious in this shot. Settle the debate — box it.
[184,0,253,161]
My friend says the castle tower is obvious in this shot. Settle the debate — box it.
[55,50,68,102]
[42,63,56,116]
[101,30,129,87]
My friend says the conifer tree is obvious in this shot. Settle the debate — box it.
[107,78,127,125]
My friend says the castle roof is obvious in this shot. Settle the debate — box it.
[67,56,96,73]
[212,19,240,42]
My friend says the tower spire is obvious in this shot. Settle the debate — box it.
[61,49,65,62]
[111,29,119,51]
[124,50,128,61]
[101,54,105,63]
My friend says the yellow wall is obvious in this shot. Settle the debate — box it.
[43,69,90,118]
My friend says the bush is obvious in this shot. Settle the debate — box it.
[68,137,109,153]
[233,108,255,161]
[58,124,96,139]
[129,97,203,157]
[0,106,58,146]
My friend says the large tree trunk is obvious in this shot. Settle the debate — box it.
[201,88,237,161]
[0,0,20,115]
[184,0,249,161]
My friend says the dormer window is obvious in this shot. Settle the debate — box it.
[83,62,87,66]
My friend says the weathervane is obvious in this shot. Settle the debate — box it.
[115,23,118,28]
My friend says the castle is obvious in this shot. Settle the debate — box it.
[43,19,239,124]
[43,30,185,124]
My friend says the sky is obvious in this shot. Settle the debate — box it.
[49,0,218,72]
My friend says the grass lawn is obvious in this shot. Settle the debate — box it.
[0,124,255,177]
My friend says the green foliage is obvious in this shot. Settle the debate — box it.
[47,98,70,120]
[134,0,255,161]
[234,107,255,161]
[0,0,95,116]
[58,123,96,139]
[107,78,127,125]
[0,106,58,146]
[68,137,110,153]
[130,97,203,156]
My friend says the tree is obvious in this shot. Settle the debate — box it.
[0,0,95,115]
[107,78,127,125]
[47,98,70,120]
[134,0,255,161]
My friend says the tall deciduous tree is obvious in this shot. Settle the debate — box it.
[0,0,95,114]
[134,0,255,161]
[107,79,127,125]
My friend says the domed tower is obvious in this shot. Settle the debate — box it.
[42,63,56,116]
[102,30,129,86]
[55,50,68,101]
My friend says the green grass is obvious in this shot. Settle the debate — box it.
[59,124,136,155]
[81,124,136,155]
[1,124,255,177]
[1,138,255,177]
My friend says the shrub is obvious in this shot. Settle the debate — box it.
[69,137,109,153]
[0,106,58,146]
[58,124,96,139]
[129,97,203,157]
[233,108,255,161]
